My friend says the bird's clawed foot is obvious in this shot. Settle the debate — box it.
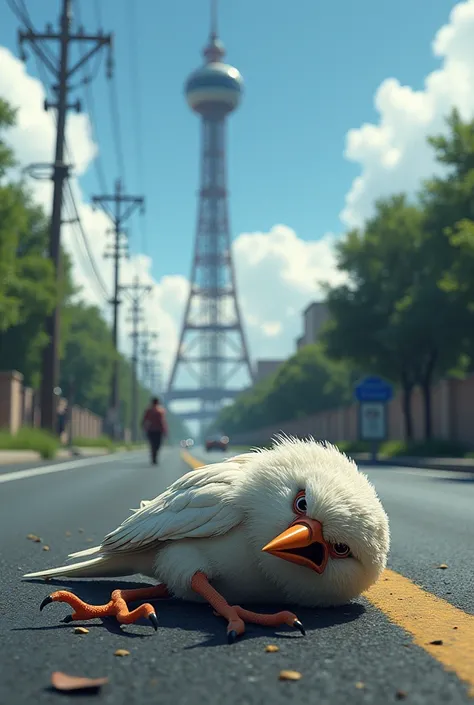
[39,584,170,631]
[190,571,305,644]
[214,605,306,642]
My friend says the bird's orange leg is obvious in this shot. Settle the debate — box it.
[39,584,170,631]
[190,572,305,643]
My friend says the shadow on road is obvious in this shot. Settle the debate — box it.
[17,577,366,647]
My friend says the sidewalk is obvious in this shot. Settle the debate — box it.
[351,453,474,473]
[0,447,111,465]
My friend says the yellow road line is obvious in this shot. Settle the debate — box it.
[365,570,474,696]
[181,451,474,696]
[180,450,205,469]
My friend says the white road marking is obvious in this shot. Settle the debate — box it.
[0,452,141,484]
[365,465,473,480]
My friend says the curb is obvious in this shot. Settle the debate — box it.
[191,448,474,475]
[353,457,474,474]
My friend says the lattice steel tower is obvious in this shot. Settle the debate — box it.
[166,1,254,428]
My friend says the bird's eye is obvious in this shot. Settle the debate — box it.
[330,543,351,559]
[293,491,307,515]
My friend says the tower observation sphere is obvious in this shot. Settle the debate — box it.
[167,5,254,431]
[185,36,244,118]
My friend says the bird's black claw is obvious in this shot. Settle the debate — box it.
[39,596,53,612]
[293,619,306,636]
[148,612,158,631]
[62,614,73,623]
[227,629,238,644]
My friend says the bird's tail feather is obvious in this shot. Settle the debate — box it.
[23,555,135,580]
[67,545,101,560]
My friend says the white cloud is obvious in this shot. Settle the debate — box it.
[0,46,185,384]
[341,0,474,227]
[5,0,471,403]
[233,225,344,360]
[0,45,343,391]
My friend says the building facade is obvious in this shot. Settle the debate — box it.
[296,301,329,350]
[254,359,284,383]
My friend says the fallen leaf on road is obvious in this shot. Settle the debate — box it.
[355,682,365,689]
[26,534,41,543]
[265,645,279,652]
[42,545,50,551]
[65,531,71,537]
[114,649,130,657]
[78,528,84,533]
[279,670,301,681]
[437,564,448,569]
[74,627,89,634]
[51,671,108,692]
[395,690,408,700]
[86,538,94,543]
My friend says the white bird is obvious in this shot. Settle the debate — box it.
[24,437,390,642]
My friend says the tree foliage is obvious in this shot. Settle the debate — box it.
[0,96,188,443]
[211,344,357,436]
[213,109,474,443]
[322,192,468,439]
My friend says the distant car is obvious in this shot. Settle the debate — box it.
[180,438,195,448]
[205,435,229,452]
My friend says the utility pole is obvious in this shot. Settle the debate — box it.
[149,359,163,396]
[123,276,151,441]
[93,181,144,438]
[18,0,112,432]
[141,329,159,390]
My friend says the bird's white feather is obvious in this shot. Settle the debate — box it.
[23,556,133,579]
[67,545,101,560]
[98,460,246,554]
[23,439,390,608]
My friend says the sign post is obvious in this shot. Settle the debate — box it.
[354,376,394,462]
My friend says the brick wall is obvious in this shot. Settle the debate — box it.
[0,370,103,438]
[229,376,474,448]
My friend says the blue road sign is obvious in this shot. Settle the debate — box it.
[354,375,394,402]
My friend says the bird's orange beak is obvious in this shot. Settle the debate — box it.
[261,518,329,574]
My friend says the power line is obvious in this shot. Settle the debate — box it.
[92,179,145,438]
[63,179,110,300]
[123,276,152,440]
[14,3,110,300]
[17,0,113,432]
[20,47,111,304]
[108,72,127,187]
[62,189,107,303]
[126,0,147,256]
[73,0,108,194]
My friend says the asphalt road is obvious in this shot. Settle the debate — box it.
[1,447,473,704]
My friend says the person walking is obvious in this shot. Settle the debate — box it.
[142,397,168,465]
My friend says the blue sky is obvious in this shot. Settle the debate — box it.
[0,0,460,284]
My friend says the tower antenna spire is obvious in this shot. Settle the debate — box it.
[169,6,254,433]
[210,0,218,38]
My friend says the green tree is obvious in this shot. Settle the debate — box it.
[322,196,426,439]
[322,193,468,440]
[211,343,355,437]
[0,190,58,384]
[59,302,115,415]
[0,99,25,330]
[421,108,474,360]
[0,98,16,175]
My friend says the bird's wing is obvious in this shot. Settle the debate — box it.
[98,457,250,555]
